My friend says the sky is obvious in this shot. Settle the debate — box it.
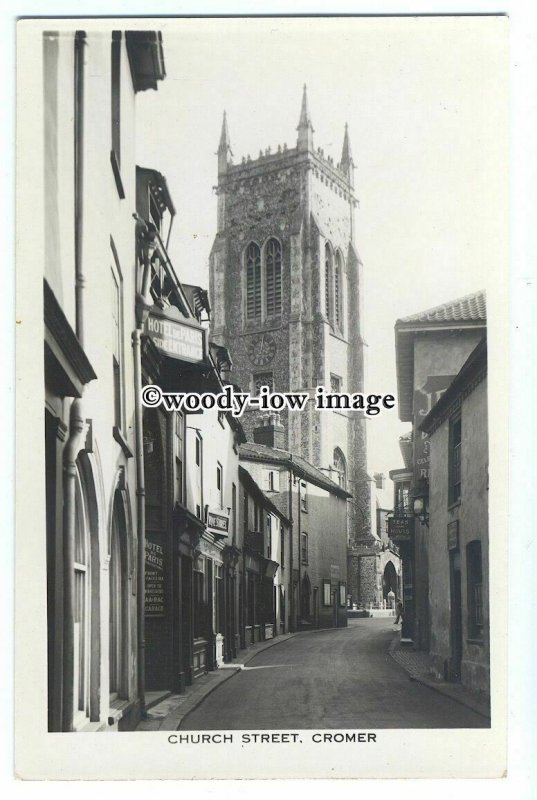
[135,16,507,508]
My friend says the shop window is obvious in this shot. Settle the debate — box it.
[301,532,308,565]
[214,563,224,634]
[193,556,207,638]
[467,540,484,639]
[449,414,462,504]
[322,580,332,607]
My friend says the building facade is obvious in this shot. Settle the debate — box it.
[420,339,489,695]
[240,413,350,630]
[394,290,487,650]
[43,29,166,731]
[209,86,373,604]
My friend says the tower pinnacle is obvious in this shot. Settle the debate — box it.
[340,122,354,188]
[218,110,232,175]
[296,84,314,152]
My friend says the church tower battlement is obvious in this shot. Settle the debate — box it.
[209,86,371,547]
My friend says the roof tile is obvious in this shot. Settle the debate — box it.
[398,290,486,325]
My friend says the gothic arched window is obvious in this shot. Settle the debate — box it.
[265,238,282,318]
[245,242,262,320]
[334,250,344,333]
[324,243,333,323]
[333,447,347,489]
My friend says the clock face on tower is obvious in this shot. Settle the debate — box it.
[246,333,277,367]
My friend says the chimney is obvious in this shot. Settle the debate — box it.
[374,472,385,490]
[253,412,285,450]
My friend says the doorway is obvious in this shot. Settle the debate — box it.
[449,549,462,681]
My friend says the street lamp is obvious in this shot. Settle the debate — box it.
[412,478,430,527]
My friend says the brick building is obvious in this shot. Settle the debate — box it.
[209,86,373,604]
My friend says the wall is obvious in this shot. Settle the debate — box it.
[427,378,489,694]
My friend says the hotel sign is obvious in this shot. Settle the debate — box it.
[388,515,414,543]
[206,507,230,537]
[146,310,205,363]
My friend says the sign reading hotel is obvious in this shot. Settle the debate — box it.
[388,515,414,543]
[145,536,165,617]
[146,309,205,363]
[206,507,229,537]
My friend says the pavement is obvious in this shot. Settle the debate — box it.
[135,632,297,731]
[388,629,491,720]
[135,618,489,730]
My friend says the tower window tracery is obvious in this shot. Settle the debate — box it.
[244,238,282,323]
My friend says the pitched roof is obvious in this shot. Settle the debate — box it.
[239,442,352,499]
[395,290,487,422]
[397,290,486,326]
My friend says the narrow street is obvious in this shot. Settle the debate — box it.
[180,619,488,730]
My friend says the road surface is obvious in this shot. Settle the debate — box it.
[180,618,488,729]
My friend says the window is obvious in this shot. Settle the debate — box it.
[300,480,308,512]
[111,267,124,431]
[266,514,272,558]
[334,251,344,332]
[214,563,224,634]
[322,580,332,606]
[263,469,278,493]
[265,238,282,317]
[301,532,308,564]
[194,432,203,518]
[109,490,127,699]
[74,473,90,725]
[193,556,207,638]
[174,413,184,505]
[324,243,332,322]
[339,582,347,607]
[216,462,223,507]
[449,415,462,504]
[244,238,283,323]
[333,448,347,489]
[246,242,262,320]
[467,540,483,639]
[195,434,201,467]
[254,372,274,395]
[280,528,285,569]
[330,373,342,393]
[231,483,237,543]
[110,31,124,198]
[243,492,248,536]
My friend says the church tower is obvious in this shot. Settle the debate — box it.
[209,87,372,574]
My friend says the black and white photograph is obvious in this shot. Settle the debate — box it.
[15,13,512,781]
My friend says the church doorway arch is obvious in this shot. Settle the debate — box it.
[383,561,398,600]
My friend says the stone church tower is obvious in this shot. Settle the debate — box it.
[209,87,373,597]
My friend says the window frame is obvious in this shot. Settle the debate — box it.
[110,31,125,199]
[244,238,283,326]
[466,540,484,640]
[448,413,462,506]
[301,532,309,565]
[322,580,332,607]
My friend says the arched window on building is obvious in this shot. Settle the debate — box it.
[324,242,333,323]
[245,242,262,321]
[334,250,344,333]
[265,238,282,318]
[74,472,90,727]
[333,447,347,490]
[109,488,128,700]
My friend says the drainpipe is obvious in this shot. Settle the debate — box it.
[288,458,294,631]
[61,30,87,732]
[297,473,301,624]
[133,221,157,719]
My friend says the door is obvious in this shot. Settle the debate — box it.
[449,549,463,681]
